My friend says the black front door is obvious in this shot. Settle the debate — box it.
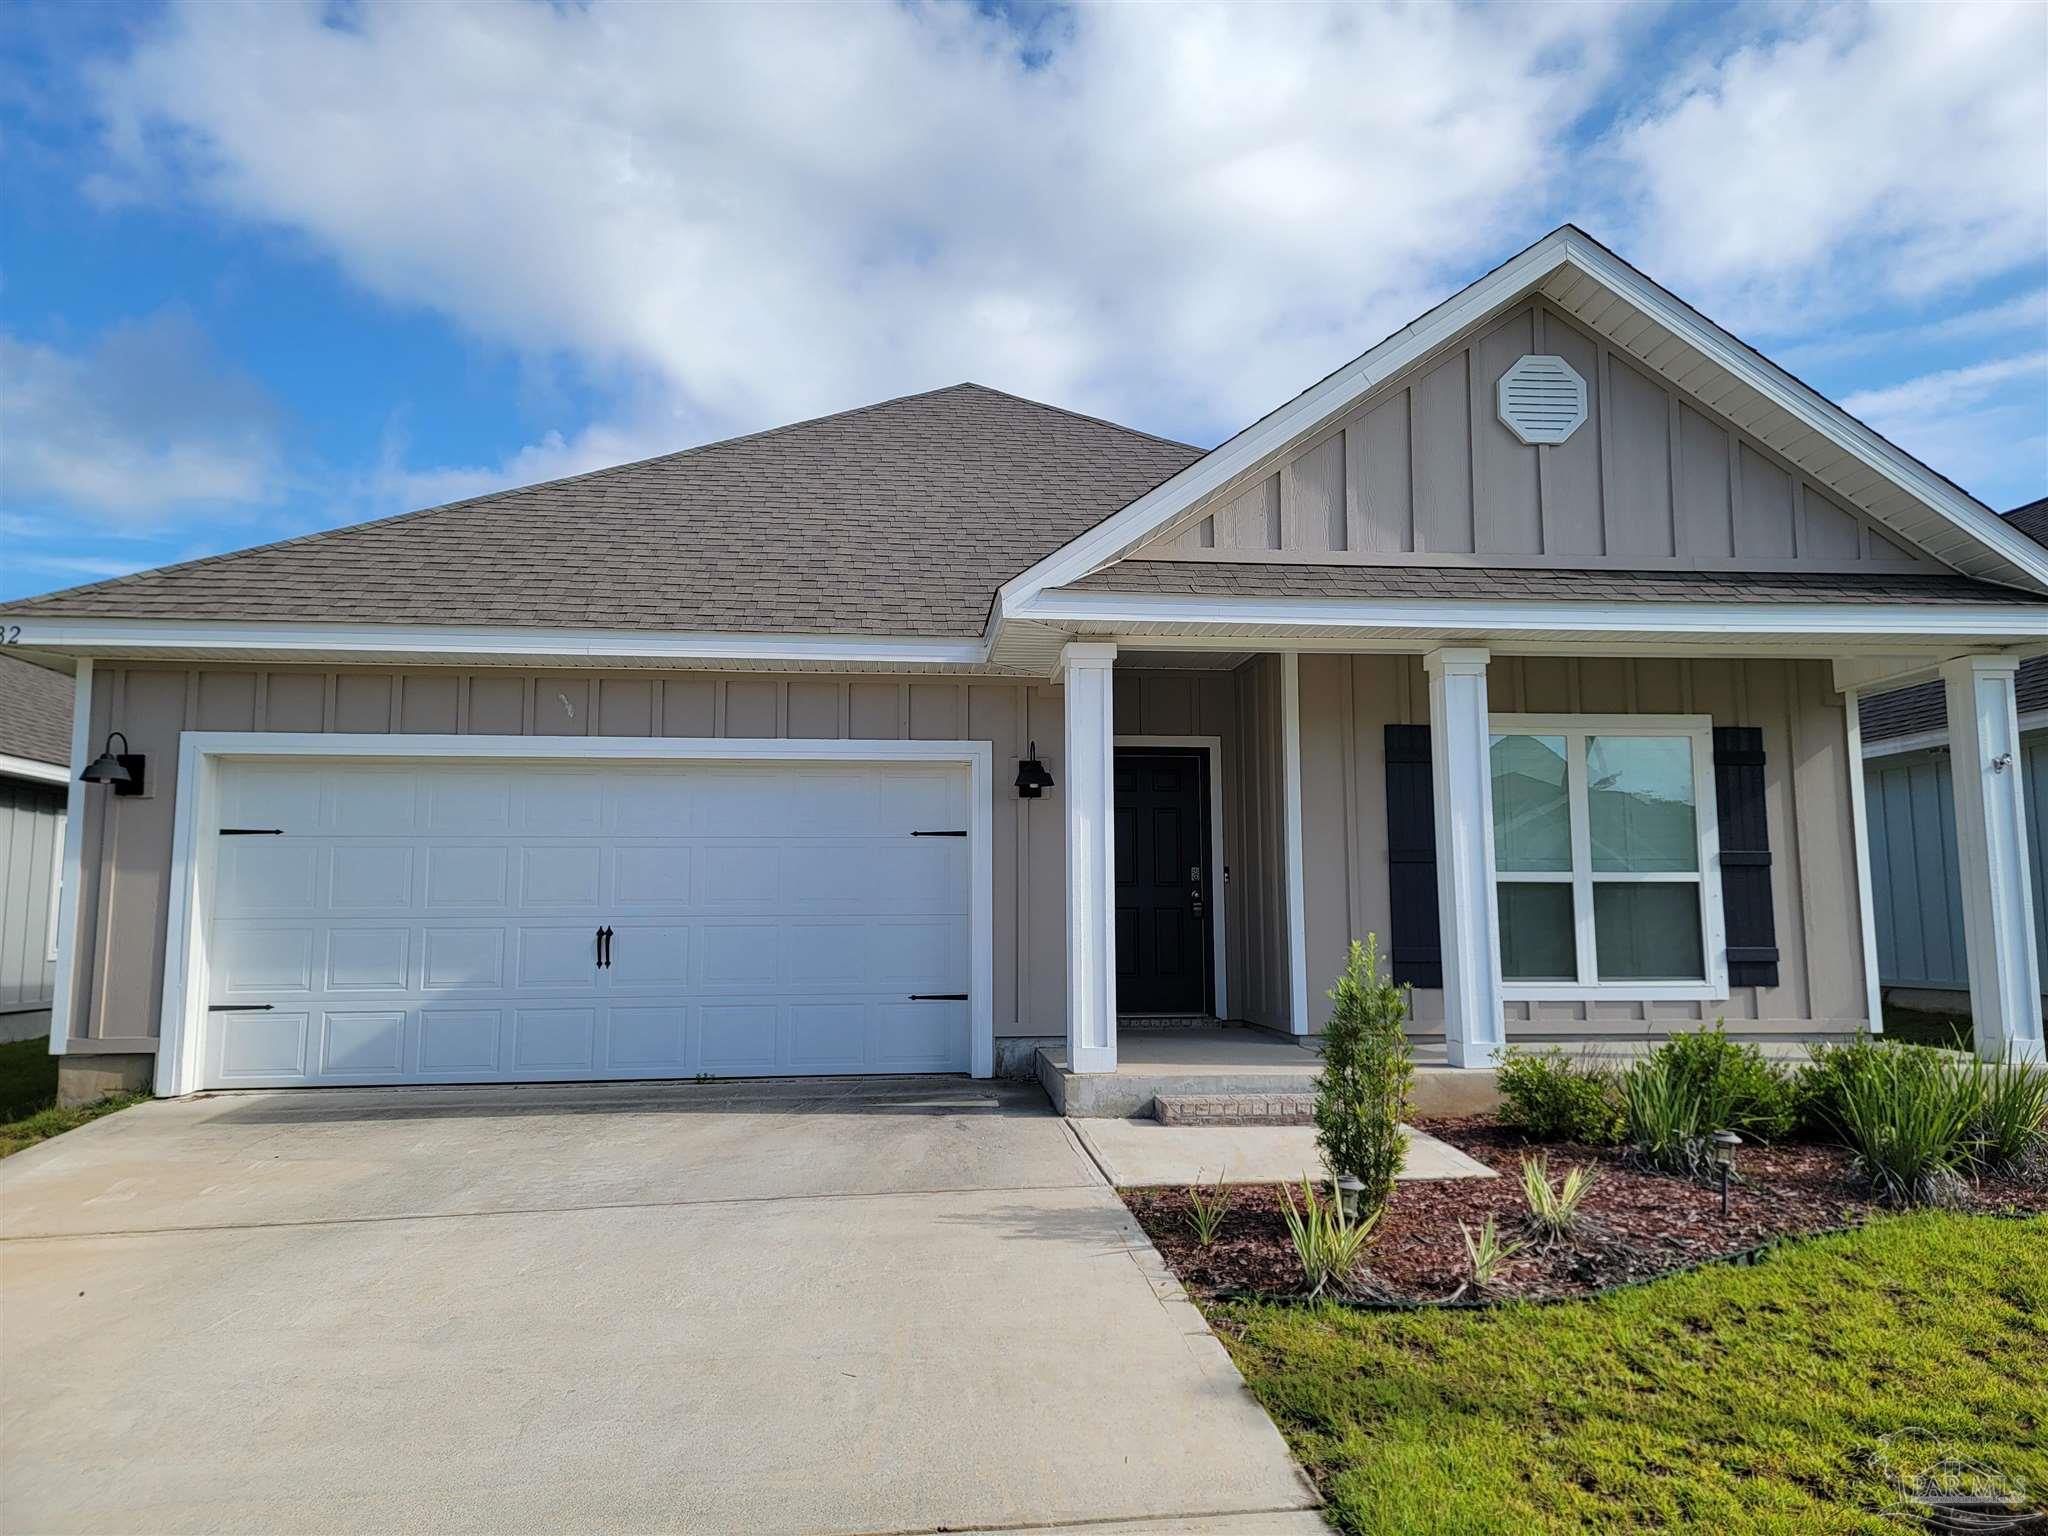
[1114,749,1211,1014]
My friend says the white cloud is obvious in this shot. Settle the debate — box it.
[1610,3,2048,333]
[62,0,2048,517]
[0,310,284,524]
[87,0,1641,449]
[1841,352,2048,506]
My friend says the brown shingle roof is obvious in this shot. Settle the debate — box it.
[0,385,1202,640]
[1061,561,2048,606]
[0,654,72,767]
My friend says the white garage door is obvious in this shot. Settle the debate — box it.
[201,758,972,1088]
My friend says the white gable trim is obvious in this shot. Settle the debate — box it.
[994,227,2048,630]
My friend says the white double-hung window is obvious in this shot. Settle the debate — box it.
[1487,715,1726,1000]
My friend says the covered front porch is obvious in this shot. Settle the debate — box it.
[1045,630,2047,1108]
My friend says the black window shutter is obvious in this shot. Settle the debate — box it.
[1712,727,1779,988]
[1383,724,1442,988]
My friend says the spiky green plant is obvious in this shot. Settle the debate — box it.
[1621,1052,1709,1174]
[1279,1175,1381,1299]
[1971,1053,2048,1175]
[1184,1174,1235,1247]
[1459,1215,1526,1292]
[1520,1154,1600,1245]
[1830,1045,1981,1207]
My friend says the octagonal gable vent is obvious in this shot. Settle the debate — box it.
[1497,354,1588,445]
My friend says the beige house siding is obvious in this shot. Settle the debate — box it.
[1132,301,1943,577]
[1292,654,1869,1040]
[61,664,1244,1054]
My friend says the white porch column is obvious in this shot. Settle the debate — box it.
[1425,647,1505,1067]
[1061,641,1119,1073]
[1942,656,2045,1063]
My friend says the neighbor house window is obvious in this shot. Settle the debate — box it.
[1487,716,1724,999]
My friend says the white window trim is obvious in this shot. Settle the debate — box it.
[1488,713,1728,1003]
[154,732,996,1098]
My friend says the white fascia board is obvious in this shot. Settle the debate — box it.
[1016,590,2048,641]
[993,232,1578,611]
[0,752,69,786]
[993,226,2047,626]
[4,618,988,668]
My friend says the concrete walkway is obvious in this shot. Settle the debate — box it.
[0,1079,1324,1535]
[1072,1120,1498,1188]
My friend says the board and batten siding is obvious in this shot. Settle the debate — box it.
[59,664,1242,1055]
[1133,301,1941,576]
[1291,654,1871,1039]
[1866,736,2048,997]
[0,777,64,1012]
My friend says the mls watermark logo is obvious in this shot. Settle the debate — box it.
[1865,1428,2043,1533]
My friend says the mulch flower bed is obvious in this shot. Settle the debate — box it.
[1123,1116,2048,1304]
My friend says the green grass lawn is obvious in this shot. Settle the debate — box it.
[1217,1213,2048,1535]
[0,1036,145,1158]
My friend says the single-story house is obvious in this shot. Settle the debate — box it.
[5,225,2045,1107]
[1860,499,2048,1013]
[0,655,71,1045]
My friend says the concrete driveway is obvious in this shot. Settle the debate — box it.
[0,1078,1323,1535]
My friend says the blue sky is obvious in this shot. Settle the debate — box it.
[3,0,2044,605]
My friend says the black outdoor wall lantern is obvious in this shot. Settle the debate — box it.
[80,731,146,797]
[1014,741,1055,799]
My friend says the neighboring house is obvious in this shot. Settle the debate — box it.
[4,225,2046,1107]
[0,654,73,1044]
[1859,498,2048,1012]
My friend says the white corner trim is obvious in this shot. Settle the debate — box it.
[152,732,997,1096]
[46,659,92,1055]
[0,752,69,786]
[1015,590,2048,641]
[4,617,989,668]
[1116,735,1231,1021]
[1842,688,1886,1036]
[1281,655,1310,1035]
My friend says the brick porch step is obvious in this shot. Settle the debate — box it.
[1153,1092,1316,1126]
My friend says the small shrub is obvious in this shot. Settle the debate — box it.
[1621,1051,1709,1174]
[1313,935,1414,1222]
[1184,1175,1235,1247]
[1459,1215,1525,1292]
[1658,1023,1796,1142]
[1496,1046,1624,1144]
[1794,1036,1890,1138]
[1973,1054,2048,1175]
[1280,1175,1381,1299]
[1831,1045,1981,1207]
[1520,1154,1599,1245]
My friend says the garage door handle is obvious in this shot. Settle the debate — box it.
[908,993,968,1001]
[208,1004,274,1012]
[596,926,613,968]
[911,830,967,837]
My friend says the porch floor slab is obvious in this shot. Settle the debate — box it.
[1072,1119,1497,1188]
[1036,1027,1502,1119]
